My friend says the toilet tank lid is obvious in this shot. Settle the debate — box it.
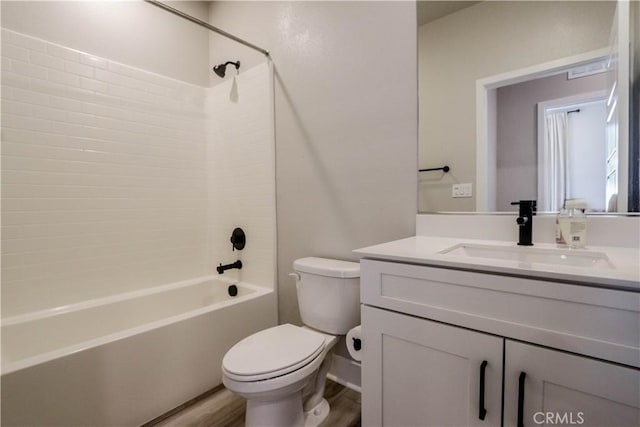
[293,257,360,278]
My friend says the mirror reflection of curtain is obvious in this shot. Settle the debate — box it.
[540,112,569,211]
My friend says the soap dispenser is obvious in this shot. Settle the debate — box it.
[555,206,569,247]
[556,199,588,249]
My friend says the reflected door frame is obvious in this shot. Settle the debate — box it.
[605,0,631,212]
[475,48,610,211]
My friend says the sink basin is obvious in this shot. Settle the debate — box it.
[439,243,615,269]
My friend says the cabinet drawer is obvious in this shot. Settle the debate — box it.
[360,259,640,368]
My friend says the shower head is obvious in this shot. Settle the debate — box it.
[213,61,240,78]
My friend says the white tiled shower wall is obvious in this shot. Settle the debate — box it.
[1,30,275,317]
[206,63,276,289]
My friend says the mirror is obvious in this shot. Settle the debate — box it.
[417,0,639,213]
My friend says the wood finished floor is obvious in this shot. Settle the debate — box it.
[150,379,361,427]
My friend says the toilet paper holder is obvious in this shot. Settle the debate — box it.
[352,337,362,351]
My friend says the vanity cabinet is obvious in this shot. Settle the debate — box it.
[362,306,503,427]
[360,259,640,427]
[504,341,640,427]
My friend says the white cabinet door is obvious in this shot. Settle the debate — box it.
[504,340,640,427]
[362,305,503,427]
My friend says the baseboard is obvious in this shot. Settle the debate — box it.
[327,353,361,393]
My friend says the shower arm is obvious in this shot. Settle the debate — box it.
[143,0,270,57]
[221,61,240,70]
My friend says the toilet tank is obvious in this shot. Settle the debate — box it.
[293,257,360,335]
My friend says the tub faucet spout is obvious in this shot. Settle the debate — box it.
[217,260,242,274]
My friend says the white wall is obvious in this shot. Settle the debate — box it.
[1,1,210,86]
[567,102,607,211]
[632,0,640,211]
[207,1,418,325]
[495,71,607,211]
[418,1,615,212]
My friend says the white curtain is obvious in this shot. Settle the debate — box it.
[540,112,569,211]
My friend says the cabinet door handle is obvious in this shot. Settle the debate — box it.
[479,360,488,420]
[517,371,526,427]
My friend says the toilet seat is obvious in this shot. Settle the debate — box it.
[223,324,326,382]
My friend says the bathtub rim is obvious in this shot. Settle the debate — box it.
[2,275,253,326]
[1,277,272,376]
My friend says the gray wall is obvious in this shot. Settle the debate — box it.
[633,1,640,211]
[496,72,607,211]
[0,1,211,86]
[208,1,418,324]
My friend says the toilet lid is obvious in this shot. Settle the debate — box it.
[223,324,325,381]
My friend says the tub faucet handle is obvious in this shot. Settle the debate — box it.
[230,228,246,251]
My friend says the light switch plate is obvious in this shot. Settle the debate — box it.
[452,183,473,198]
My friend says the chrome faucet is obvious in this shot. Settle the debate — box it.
[511,200,536,246]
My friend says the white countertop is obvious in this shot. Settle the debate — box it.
[354,236,640,292]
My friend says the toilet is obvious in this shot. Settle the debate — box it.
[222,257,360,427]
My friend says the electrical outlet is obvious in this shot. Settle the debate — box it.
[452,183,473,198]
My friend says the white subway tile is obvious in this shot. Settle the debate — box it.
[46,43,81,62]
[1,226,24,240]
[7,87,49,106]
[127,66,163,84]
[8,32,48,53]
[1,28,13,41]
[2,128,81,150]
[2,183,200,201]
[29,51,65,70]
[29,78,69,98]
[48,95,83,112]
[0,30,270,315]
[1,99,32,116]
[2,43,30,62]
[64,60,94,78]
[136,80,169,96]
[66,111,103,128]
[2,141,85,162]
[107,83,157,104]
[47,69,81,87]
[2,113,52,133]
[107,61,135,77]
[64,86,119,107]
[2,57,12,72]
[79,54,108,69]
[2,71,31,90]
[3,99,66,123]
[93,68,114,83]
[32,104,68,122]
[80,77,109,93]
[1,85,15,101]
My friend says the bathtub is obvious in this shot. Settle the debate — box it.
[1,276,277,426]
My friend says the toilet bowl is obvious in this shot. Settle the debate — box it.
[221,257,360,427]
